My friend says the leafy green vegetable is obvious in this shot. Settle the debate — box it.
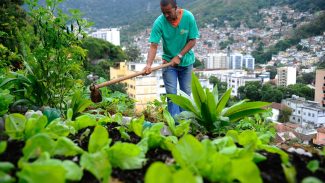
[0,89,14,116]
[0,141,7,154]
[107,142,146,170]
[307,160,319,173]
[88,125,111,153]
[80,151,111,183]
[167,73,270,134]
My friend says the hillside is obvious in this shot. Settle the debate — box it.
[57,0,325,43]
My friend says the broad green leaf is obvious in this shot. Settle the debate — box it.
[0,141,7,154]
[107,142,146,170]
[253,152,267,163]
[171,135,204,174]
[238,130,259,148]
[172,168,198,183]
[167,94,200,117]
[22,133,55,161]
[0,162,14,173]
[174,121,190,137]
[62,160,83,181]
[216,88,232,114]
[227,109,266,123]
[53,137,84,156]
[223,101,270,116]
[5,113,26,140]
[212,84,219,103]
[45,118,70,138]
[74,114,97,131]
[163,109,178,135]
[230,159,262,183]
[302,177,323,183]
[191,73,206,111]
[88,125,110,153]
[206,89,217,122]
[80,151,111,183]
[145,162,172,183]
[142,123,165,149]
[130,116,145,137]
[67,108,73,121]
[282,163,297,183]
[307,160,319,173]
[203,153,232,182]
[17,162,66,183]
[24,115,47,139]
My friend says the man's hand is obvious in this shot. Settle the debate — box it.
[143,64,152,75]
[170,56,181,66]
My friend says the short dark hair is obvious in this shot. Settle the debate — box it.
[160,0,177,8]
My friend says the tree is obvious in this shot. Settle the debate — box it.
[124,44,143,62]
[193,58,204,69]
[209,76,227,95]
[279,107,292,123]
[238,81,262,101]
[296,72,315,85]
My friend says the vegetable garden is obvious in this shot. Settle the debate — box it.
[1,0,325,183]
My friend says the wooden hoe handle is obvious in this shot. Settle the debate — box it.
[94,62,173,89]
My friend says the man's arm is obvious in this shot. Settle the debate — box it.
[170,39,197,66]
[144,43,158,74]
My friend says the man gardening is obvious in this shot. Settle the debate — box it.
[143,0,199,117]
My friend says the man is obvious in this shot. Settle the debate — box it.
[143,0,199,117]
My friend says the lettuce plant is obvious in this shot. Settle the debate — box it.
[167,73,270,134]
[0,89,13,116]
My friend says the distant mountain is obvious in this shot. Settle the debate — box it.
[57,0,325,43]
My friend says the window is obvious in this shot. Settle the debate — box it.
[298,110,300,114]
[312,114,315,117]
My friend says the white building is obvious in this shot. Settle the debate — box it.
[205,52,255,70]
[276,67,296,87]
[206,53,228,69]
[282,95,325,127]
[89,28,120,46]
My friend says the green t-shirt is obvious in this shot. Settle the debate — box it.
[149,9,200,67]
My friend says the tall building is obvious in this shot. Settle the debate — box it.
[206,53,227,69]
[276,67,296,87]
[243,55,255,70]
[229,53,243,70]
[89,28,120,46]
[315,69,325,107]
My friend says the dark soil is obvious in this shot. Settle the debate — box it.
[257,151,286,183]
[110,148,172,183]
[0,140,25,167]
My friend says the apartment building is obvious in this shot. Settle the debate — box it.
[314,69,325,107]
[276,67,296,87]
[110,62,161,111]
[282,95,325,127]
[89,28,120,46]
[205,52,255,70]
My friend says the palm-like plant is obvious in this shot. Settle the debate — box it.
[167,73,270,133]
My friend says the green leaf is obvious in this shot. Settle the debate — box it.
[227,109,266,123]
[258,144,289,164]
[302,177,323,183]
[171,135,204,174]
[0,162,15,173]
[191,73,206,112]
[22,133,55,161]
[130,116,145,137]
[282,163,297,183]
[107,142,146,170]
[145,162,172,183]
[230,159,262,183]
[80,151,111,183]
[216,88,232,114]
[163,109,176,134]
[62,160,83,181]
[24,115,48,139]
[45,118,70,138]
[307,160,319,173]
[0,141,7,154]
[212,84,219,103]
[53,137,84,156]
[166,94,200,117]
[88,125,110,153]
[172,168,198,183]
[17,162,66,183]
[74,114,97,131]
[5,113,26,140]
[206,89,217,122]
[223,101,270,117]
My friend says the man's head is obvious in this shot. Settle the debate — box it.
[160,0,178,22]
